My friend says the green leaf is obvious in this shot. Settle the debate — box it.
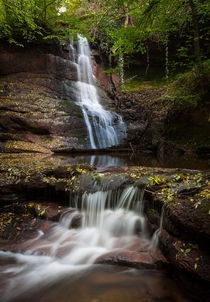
[39,210,45,217]
[190,243,199,250]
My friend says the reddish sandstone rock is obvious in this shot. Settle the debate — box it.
[33,203,63,221]
[0,41,119,153]
[96,251,156,269]
[91,48,119,99]
[0,42,87,152]
[159,230,210,284]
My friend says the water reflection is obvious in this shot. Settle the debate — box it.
[0,152,208,170]
[2,266,190,302]
[56,153,209,170]
[59,154,125,168]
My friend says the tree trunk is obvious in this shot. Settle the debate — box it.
[124,2,129,27]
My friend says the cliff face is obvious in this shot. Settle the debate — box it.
[0,40,209,155]
[0,40,89,153]
[117,89,210,156]
[0,40,123,153]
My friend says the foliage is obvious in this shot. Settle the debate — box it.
[88,0,209,77]
[0,0,209,79]
[0,0,85,44]
[171,60,210,109]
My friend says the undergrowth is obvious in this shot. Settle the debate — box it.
[170,60,210,111]
[121,61,210,113]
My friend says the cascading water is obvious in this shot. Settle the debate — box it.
[0,186,148,301]
[81,186,147,238]
[0,36,193,302]
[72,35,127,149]
[151,203,166,249]
[0,186,191,302]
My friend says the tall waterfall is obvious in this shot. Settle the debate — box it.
[72,35,127,149]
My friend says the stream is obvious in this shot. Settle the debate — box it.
[55,153,209,171]
[0,36,206,302]
[0,184,191,302]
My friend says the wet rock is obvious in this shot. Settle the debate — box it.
[91,48,118,99]
[0,41,88,152]
[28,203,67,222]
[0,193,20,204]
[34,204,59,221]
[59,208,82,229]
[146,192,210,247]
[149,247,169,268]
[38,220,55,232]
[166,199,210,245]
[0,209,40,242]
[96,251,156,269]
[159,230,210,293]
[70,213,82,228]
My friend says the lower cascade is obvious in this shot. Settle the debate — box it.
[72,35,127,149]
[0,186,162,302]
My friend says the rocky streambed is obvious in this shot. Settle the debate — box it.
[0,153,209,301]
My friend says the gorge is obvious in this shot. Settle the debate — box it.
[0,35,209,302]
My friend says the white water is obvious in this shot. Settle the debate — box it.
[72,35,127,149]
[0,186,149,301]
[151,203,166,249]
[89,154,124,167]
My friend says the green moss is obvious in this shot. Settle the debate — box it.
[170,61,210,110]
[5,140,51,153]
[123,79,167,92]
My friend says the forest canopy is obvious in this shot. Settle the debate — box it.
[0,0,209,74]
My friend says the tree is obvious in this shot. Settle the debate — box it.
[87,0,209,74]
[0,0,83,44]
[0,0,209,77]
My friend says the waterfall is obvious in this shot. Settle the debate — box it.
[81,186,148,238]
[151,203,166,249]
[0,186,149,301]
[71,35,127,149]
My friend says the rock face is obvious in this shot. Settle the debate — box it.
[0,40,124,153]
[117,89,210,155]
[91,47,119,100]
[143,174,210,300]
[0,40,90,152]
[0,39,209,155]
